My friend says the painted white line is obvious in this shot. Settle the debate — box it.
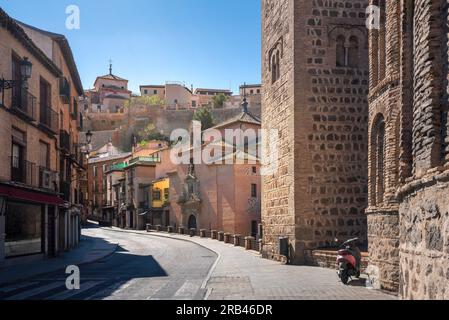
[45,281,104,300]
[6,282,64,300]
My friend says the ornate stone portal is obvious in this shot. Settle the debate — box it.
[177,166,201,229]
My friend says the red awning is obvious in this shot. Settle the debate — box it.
[0,184,65,206]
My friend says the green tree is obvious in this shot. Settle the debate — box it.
[193,107,215,130]
[212,93,228,108]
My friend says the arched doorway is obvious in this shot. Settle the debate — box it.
[188,215,197,230]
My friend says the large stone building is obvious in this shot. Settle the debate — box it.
[261,0,369,264]
[367,0,449,299]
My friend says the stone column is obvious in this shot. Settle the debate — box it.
[218,231,224,242]
[211,230,218,240]
[245,236,255,251]
[233,235,241,246]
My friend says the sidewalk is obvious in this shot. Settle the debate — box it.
[104,227,396,300]
[0,229,118,286]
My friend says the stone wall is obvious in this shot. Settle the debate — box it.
[367,0,449,299]
[262,0,369,264]
[398,179,449,300]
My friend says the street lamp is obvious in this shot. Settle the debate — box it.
[86,130,93,145]
[0,56,33,92]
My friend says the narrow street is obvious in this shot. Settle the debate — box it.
[0,226,394,300]
[0,227,216,300]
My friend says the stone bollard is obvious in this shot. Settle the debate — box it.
[224,233,231,244]
[245,236,255,250]
[218,231,224,242]
[200,229,207,238]
[167,226,173,233]
[178,226,185,235]
[233,234,241,246]
[189,228,196,237]
[211,230,218,240]
[258,239,263,253]
[156,225,162,232]
[146,224,152,232]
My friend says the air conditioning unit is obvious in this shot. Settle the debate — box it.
[41,169,57,191]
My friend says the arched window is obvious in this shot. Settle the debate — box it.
[271,50,280,83]
[348,36,359,68]
[371,116,386,206]
[336,35,346,67]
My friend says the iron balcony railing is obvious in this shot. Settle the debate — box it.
[60,130,71,153]
[11,86,37,121]
[10,156,37,186]
[70,97,78,120]
[59,77,70,103]
[77,112,83,130]
[40,105,58,134]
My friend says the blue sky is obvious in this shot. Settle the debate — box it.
[1,0,261,94]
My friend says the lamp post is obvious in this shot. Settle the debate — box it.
[1,57,32,105]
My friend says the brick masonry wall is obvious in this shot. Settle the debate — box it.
[262,0,369,264]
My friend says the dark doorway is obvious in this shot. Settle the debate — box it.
[188,215,197,230]
[251,220,258,238]
[47,206,56,257]
[165,210,170,227]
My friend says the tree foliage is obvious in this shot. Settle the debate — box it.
[193,107,215,130]
[212,93,229,108]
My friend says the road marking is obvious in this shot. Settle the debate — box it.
[174,280,202,298]
[5,282,65,300]
[45,281,104,300]
[0,282,40,294]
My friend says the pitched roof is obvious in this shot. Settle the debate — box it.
[96,73,128,82]
[14,19,84,96]
[210,110,261,130]
[0,8,61,77]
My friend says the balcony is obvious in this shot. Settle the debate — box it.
[11,86,37,121]
[10,157,37,186]
[60,130,71,153]
[59,77,70,104]
[60,180,71,202]
[77,112,83,130]
[39,167,59,191]
[40,105,58,134]
[70,97,78,120]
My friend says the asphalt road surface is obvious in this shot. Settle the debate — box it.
[0,228,217,300]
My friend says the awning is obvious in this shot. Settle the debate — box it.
[0,184,65,206]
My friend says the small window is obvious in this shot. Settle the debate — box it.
[153,190,161,201]
[251,184,257,198]
[257,89,260,94]
[164,188,169,200]
[336,35,346,67]
[252,166,257,174]
[154,90,158,94]
[144,89,148,94]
